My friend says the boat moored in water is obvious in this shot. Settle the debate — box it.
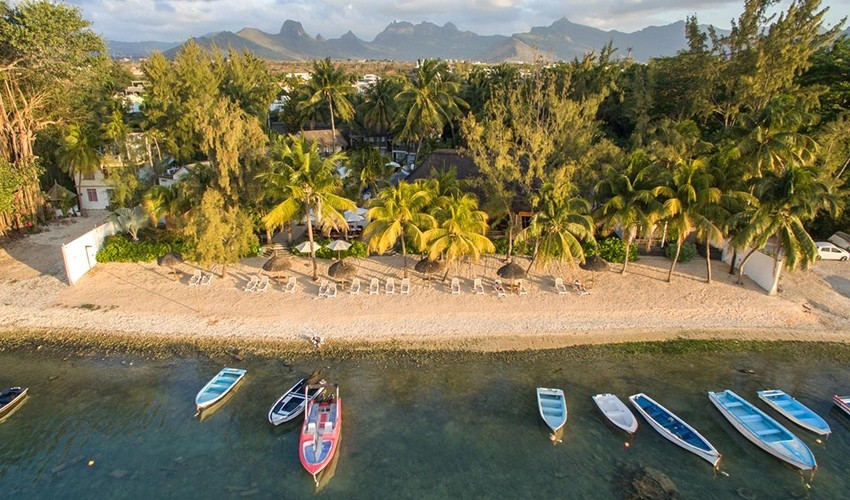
[0,387,28,420]
[299,384,342,484]
[536,387,567,434]
[629,393,721,466]
[834,394,850,418]
[195,367,246,414]
[709,389,816,470]
[757,389,830,436]
[268,377,326,426]
[593,393,638,434]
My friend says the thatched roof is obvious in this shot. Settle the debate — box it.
[406,149,479,183]
[299,129,348,149]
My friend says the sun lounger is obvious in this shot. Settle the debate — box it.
[369,277,379,294]
[200,271,214,286]
[573,279,590,296]
[386,277,395,294]
[400,278,410,295]
[473,278,485,295]
[255,275,270,293]
[188,270,203,286]
[517,279,529,295]
[494,279,507,298]
[349,277,361,295]
[554,277,568,295]
[326,282,338,298]
[244,275,259,292]
[318,279,329,297]
[451,277,461,294]
[284,276,297,293]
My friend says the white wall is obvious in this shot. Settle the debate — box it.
[722,241,780,294]
[61,221,117,285]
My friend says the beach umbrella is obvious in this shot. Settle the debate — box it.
[327,260,356,282]
[497,262,526,281]
[343,210,365,223]
[415,257,445,275]
[580,255,609,272]
[262,254,292,279]
[157,252,183,279]
[295,241,322,254]
[326,239,352,260]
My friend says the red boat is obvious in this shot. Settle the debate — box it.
[299,384,341,483]
[834,394,850,417]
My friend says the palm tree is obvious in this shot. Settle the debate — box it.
[56,125,101,214]
[654,158,724,283]
[347,145,393,200]
[299,58,354,149]
[423,193,495,279]
[594,155,663,274]
[517,181,595,275]
[395,59,467,155]
[258,136,356,281]
[363,181,436,278]
[143,184,186,230]
[360,76,403,137]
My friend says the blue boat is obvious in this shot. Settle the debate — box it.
[195,367,246,414]
[629,393,721,466]
[709,390,816,470]
[536,387,567,434]
[757,389,830,436]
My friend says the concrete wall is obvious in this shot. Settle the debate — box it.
[61,221,117,285]
[721,241,780,294]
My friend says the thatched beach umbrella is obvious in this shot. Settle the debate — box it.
[328,260,356,282]
[263,254,292,280]
[157,252,183,279]
[326,239,352,260]
[415,257,445,275]
[497,262,526,282]
[580,255,609,272]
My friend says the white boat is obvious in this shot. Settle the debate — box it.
[709,389,816,470]
[536,387,567,433]
[757,389,830,436]
[593,393,638,434]
[629,393,721,467]
[268,377,326,426]
[195,367,246,414]
[833,394,850,418]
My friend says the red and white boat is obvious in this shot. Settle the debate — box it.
[834,394,850,417]
[299,384,341,483]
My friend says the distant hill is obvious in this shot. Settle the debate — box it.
[107,40,180,59]
[116,17,728,62]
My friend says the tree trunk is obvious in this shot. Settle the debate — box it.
[265,228,272,248]
[286,222,293,245]
[667,240,682,283]
[622,229,636,274]
[705,239,712,284]
[728,248,738,274]
[525,237,540,276]
[736,247,760,285]
[306,215,318,281]
[769,240,784,296]
[76,169,84,214]
[401,227,408,278]
[327,93,336,154]
[507,212,514,263]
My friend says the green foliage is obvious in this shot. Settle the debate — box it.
[492,238,532,256]
[666,242,697,263]
[585,237,638,264]
[96,233,192,263]
[0,159,23,214]
[184,189,258,267]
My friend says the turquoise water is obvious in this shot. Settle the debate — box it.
[1,345,850,498]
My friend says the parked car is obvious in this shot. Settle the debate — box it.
[816,242,850,261]
[827,231,850,251]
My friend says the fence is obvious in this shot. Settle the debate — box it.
[61,221,117,285]
[721,241,780,295]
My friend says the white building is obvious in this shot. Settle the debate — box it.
[158,163,201,187]
[76,168,113,211]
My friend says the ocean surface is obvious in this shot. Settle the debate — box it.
[1,343,850,498]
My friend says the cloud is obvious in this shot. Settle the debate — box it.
[65,0,848,42]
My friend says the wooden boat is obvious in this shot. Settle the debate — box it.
[709,389,816,470]
[299,384,341,484]
[0,387,28,420]
[195,367,246,414]
[536,387,567,433]
[629,393,721,466]
[593,393,638,434]
[268,377,326,426]
[757,389,830,436]
[834,394,850,417]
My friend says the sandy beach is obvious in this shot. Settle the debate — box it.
[2,215,850,352]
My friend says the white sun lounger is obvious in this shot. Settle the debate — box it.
[573,279,590,296]
[473,278,485,295]
[188,270,203,286]
[554,277,568,295]
[326,282,338,298]
[200,271,214,286]
[386,277,395,294]
[349,277,361,295]
[494,279,507,298]
[284,276,297,293]
[400,278,410,294]
[318,279,329,297]
[255,275,270,293]
[451,277,461,294]
[244,275,259,292]
[517,279,529,295]
[369,277,379,294]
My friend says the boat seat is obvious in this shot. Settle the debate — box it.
[738,415,761,422]
[755,428,782,436]
[307,422,317,434]
[322,421,333,433]
[723,402,743,408]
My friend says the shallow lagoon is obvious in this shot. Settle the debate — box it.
[1,342,850,498]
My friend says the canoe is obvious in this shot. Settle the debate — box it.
[0,387,28,420]
[629,393,721,466]
[268,377,326,426]
[757,389,830,436]
[593,393,638,434]
[834,395,850,417]
[709,389,816,470]
[299,384,342,483]
[195,367,246,413]
[536,387,567,433]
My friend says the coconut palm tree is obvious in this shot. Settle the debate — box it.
[347,145,393,200]
[363,181,436,278]
[299,58,355,149]
[258,135,357,280]
[360,76,403,137]
[517,181,595,275]
[423,193,495,279]
[142,184,186,230]
[56,125,101,213]
[594,154,663,274]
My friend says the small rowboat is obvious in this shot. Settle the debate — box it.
[536,387,567,433]
[300,384,342,484]
[709,390,815,470]
[629,393,721,466]
[593,393,638,434]
[268,377,326,426]
[834,394,850,417]
[757,389,830,436]
[0,387,28,420]
[195,367,246,414]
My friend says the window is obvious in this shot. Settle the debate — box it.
[86,189,98,202]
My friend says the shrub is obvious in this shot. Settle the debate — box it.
[665,242,697,263]
[96,232,194,263]
[585,237,638,264]
[492,237,532,256]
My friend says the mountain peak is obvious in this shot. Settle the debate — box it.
[280,20,308,38]
[340,30,360,41]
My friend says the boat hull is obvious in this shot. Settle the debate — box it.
[834,395,850,417]
[299,385,342,481]
[629,393,720,466]
[268,378,325,426]
[0,387,28,420]
[757,389,830,436]
[709,390,815,471]
[195,368,246,413]
[593,393,638,434]
[536,387,567,433]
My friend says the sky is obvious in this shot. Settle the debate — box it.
[62,0,849,42]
